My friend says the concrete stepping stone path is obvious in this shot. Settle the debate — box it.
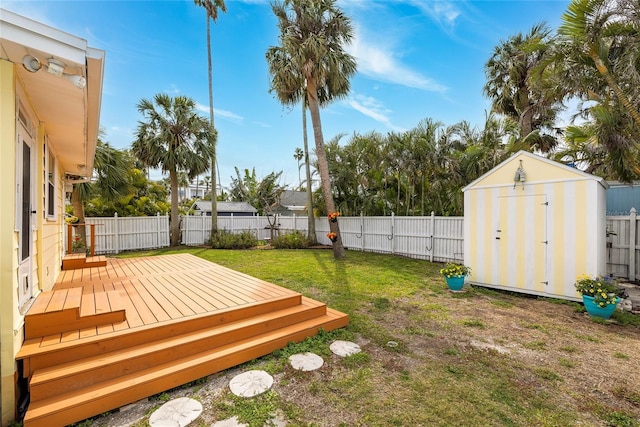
[211,416,248,427]
[148,397,202,427]
[229,370,273,397]
[289,352,324,371]
[330,340,361,357]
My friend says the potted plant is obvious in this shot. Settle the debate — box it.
[65,215,79,226]
[326,232,338,242]
[440,263,471,291]
[574,274,620,319]
[327,212,340,223]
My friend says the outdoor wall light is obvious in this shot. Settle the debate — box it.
[513,159,526,190]
[22,55,41,72]
[64,74,86,89]
[20,55,86,89]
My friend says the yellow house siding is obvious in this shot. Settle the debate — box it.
[0,59,18,425]
[38,127,63,292]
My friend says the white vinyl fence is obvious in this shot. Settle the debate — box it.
[78,213,170,254]
[606,208,639,281]
[182,213,464,263]
[73,209,640,279]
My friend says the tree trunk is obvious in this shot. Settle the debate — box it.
[170,169,180,246]
[206,15,218,238]
[302,103,317,244]
[71,185,87,249]
[306,78,344,258]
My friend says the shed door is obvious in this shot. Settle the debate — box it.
[497,194,548,293]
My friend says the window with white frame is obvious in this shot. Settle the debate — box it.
[45,141,56,219]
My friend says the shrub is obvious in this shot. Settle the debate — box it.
[271,230,310,249]
[210,230,258,249]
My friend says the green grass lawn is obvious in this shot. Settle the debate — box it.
[114,247,640,427]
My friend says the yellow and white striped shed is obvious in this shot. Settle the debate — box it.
[462,151,609,301]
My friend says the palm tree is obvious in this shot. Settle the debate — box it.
[484,23,561,152]
[132,94,215,246]
[559,0,640,128]
[267,0,357,259]
[194,0,227,239]
[71,134,131,249]
[555,0,640,179]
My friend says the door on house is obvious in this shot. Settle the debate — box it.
[17,121,35,309]
[497,194,548,293]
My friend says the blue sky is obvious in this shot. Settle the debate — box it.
[4,0,571,189]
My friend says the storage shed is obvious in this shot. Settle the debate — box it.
[462,151,609,301]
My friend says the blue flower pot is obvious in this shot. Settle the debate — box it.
[445,275,465,291]
[582,295,619,319]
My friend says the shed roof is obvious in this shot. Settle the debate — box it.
[462,150,609,192]
[279,191,308,209]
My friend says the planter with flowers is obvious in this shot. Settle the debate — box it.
[326,232,338,243]
[65,215,79,227]
[574,274,620,319]
[327,212,340,223]
[440,263,471,291]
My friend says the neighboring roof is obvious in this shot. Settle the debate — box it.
[192,201,257,213]
[279,190,308,208]
[462,150,610,192]
[0,8,105,179]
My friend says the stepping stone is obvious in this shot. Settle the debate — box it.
[229,370,273,397]
[212,416,248,427]
[148,397,202,427]
[289,352,324,371]
[330,340,361,357]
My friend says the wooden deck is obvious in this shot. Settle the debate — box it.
[17,253,348,427]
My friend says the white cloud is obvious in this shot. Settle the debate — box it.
[196,103,244,124]
[347,29,447,92]
[347,94,405,132]
[407,0,461,29]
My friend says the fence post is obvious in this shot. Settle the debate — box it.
[429,211,435,262]
[114,212,119,254]
[359,212,364,251]
[391,212,396,255]
[630,208,637,280]
[155,213,160,248]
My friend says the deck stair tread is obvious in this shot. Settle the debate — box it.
[17,294,303,375]
[24,288,125,340]
[28,299,327,401]
[23,303,348,427]
[62,254,107,271]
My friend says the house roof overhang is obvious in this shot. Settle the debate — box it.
[0,9,105,179]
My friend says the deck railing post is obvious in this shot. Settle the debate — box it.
[630,208,637,280]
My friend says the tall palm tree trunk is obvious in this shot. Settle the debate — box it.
[302,103,317,244]
[169,169,181,246]
[206,16,218,235]
[307,79,344,258]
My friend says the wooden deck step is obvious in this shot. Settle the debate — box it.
[28,299,327,401]
[23,301,348,427]
[62,254,107,271]
[24,289,125,340]
[18,294,302,377]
